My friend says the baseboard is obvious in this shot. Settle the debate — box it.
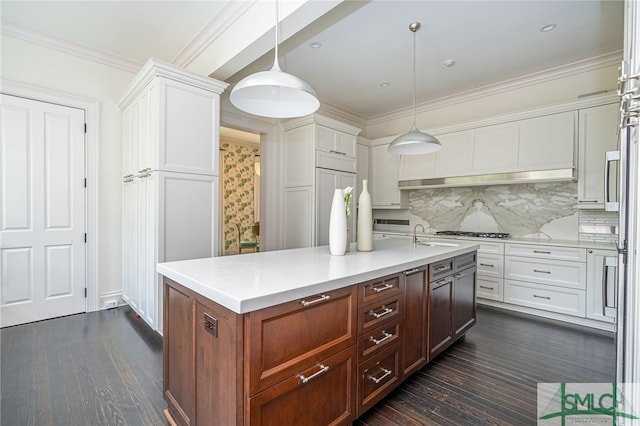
[98,290,125,311]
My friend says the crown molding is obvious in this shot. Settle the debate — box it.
[172,1,255,69]
[1,22,142,73]
[317,99,368,131]
[368,50,623,127]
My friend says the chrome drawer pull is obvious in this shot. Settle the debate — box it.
[533,250,551,254]
[369,306,393,319]
[370,331,393,346]
[480,263,494,267]
[371,283,394,293]
[533,269,551,274]
[454,272,465,279]
[369,368,392,384]
[329,150,347,156]
[403,268,421,276]
[299,294,330,307]
[298,365,329,384]
[434,265,448,271]
[479,286,494,290]
[533,294,551,300]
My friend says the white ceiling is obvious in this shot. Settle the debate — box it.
[1,0,624,119]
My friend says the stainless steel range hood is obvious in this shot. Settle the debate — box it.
[398,168,575,189]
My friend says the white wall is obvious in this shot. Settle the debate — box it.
[1,35,136,302]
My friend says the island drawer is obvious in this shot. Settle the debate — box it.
[358,295,402,335]
[357,319,401,359]
[246,286,358,395]
[248,346,357,426]
[359,273,403,306]
[429,258,454,280]
[504,279,586,317]
[357,343,402,416]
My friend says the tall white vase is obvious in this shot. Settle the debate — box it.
[357,179,373,252]
[329,188,347,256]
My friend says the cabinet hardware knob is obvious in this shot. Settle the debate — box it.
[533,269,552,274]
[370,283,394,293]
[369,306,393,319]
[368,367,392,384]
[299,294,330,307]
[298,365,329,384]
[370,331,393,346]
[533,294,551,300]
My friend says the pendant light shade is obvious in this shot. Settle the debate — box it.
[388,22,441,155]
[230,1,319,118]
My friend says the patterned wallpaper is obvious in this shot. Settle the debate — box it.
[221,142,259,252]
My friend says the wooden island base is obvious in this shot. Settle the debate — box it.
[162,251,477,426]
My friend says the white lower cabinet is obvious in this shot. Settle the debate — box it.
[474,241,504,302]
[504,280,586,317]
[504,243,586,318]
[477,276,504,302]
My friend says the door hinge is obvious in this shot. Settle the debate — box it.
[84,233,87,243]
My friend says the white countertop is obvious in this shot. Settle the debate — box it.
[373,231,617,250]
[157,238,479,314]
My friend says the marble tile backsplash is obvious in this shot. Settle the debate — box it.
[406,182,618,242]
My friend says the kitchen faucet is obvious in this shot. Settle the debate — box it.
[413,224,425,244]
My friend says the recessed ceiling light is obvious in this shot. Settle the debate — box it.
[310,41,322,49]
[540,23,556,32]
[443,59,456,67]
[380,82,390,88]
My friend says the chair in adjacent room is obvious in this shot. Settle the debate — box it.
[236,221,260,253]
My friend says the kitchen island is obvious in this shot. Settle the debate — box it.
[158,238,479,426]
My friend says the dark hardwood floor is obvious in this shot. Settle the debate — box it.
[1,306,615,426]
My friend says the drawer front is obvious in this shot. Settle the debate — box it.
[454,252,477,272]
[357,344,401,416]
[478,241,505,255]
[359,273,403,306]
[429,259,454,281]
[477,253,504,278]
[246,286,357,395]
[316,151,357,173]
[476,277,504,302]
[505,243,586,262]
[248,346,356,426]
[358,296,402,335]
[504,279,586,317]
[504,256,586,289]
[358,319,401,360]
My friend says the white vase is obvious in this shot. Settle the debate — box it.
[357,179,373,252]
[329,188,347,256]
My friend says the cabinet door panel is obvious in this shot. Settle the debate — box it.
[357,344,401,416]
[316,169,356,246]
[283,187,314,249]
[433,131,474,177]
[428,278,452,359]
[246,286,357,395]
[453,266,477,338]
[402,267,428,376]
[336,131,357,158]
[518,111,576,170]
[283,126,314,187]
[578,104,619,207]
[370,143,407,208]
[585,249,617,323]
[473,123,518,172]
[249,347,356,426]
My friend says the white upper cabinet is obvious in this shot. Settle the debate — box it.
[517,111,576,171]
[577,103,619,208]
[316,124,357,158]
[473,122,519,173]
[370,139,408,209]
[433,131,475,177]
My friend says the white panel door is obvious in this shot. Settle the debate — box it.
[0,95,85,327]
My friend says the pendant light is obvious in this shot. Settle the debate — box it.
[388,22,441,155]
[230,1,320,118]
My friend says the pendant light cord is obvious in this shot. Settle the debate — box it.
[411,22,419,128]
[272,1,281,72]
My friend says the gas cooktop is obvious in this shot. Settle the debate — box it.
[435,231,511,239]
